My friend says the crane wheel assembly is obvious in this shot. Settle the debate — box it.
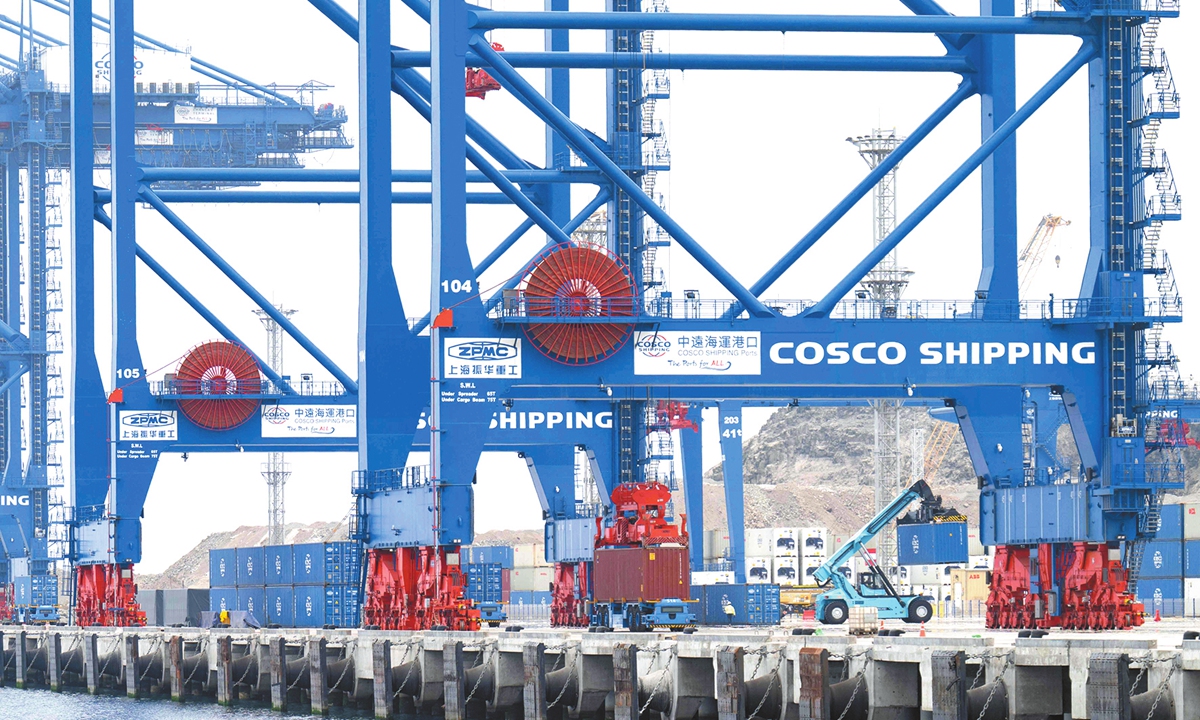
[520,244,638,365]
[174,341,264,430]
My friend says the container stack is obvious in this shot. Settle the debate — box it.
[509,542,552,606]
[800,527,828,584]
[1140,502,1184,616]
[771,528,798,586]
[463,545,514,603]
[209,541,363,627]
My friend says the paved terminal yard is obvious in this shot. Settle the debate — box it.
[0,618,1198,719]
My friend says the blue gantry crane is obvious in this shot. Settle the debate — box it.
[37,0,1192,633]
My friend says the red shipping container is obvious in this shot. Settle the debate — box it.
[592,546,690,603]
[501,568,511,594]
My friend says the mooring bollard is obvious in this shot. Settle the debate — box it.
[270,636,287,712]
[372,639,392,720]
[14,630,27,689]
[613,643,639,720]
[523,642,547,720]
[717,646,746,720]
[47,632,63,692]
[84,633,100,694]
[216,636,234,706]
[169,635,185,701]
[443,640,465,720]
[123,634,140,698]
[309,637,329,715]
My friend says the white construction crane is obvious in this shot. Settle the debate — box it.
[1018,214,1071,295]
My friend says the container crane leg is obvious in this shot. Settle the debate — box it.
[75,563,146,627]
[362,547,478,631]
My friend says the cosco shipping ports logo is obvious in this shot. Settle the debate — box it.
[635,334,671,358]
[446,340,520,361]
[263,406,291,425]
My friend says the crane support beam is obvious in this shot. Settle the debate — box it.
[391,51,977,73]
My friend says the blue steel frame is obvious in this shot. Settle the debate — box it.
[62,0,1185,618]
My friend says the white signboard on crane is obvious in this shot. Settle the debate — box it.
[261,405,357,438]
[38,43,193,92]
[633,330,762,375]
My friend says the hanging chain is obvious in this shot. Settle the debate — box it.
[329,641,358,694]
[234,638,260,687]
[393,637,422,701]
[748,649,785,720]
[548,646,582,710]
[464,644,494,706]
[182,637,210,685]
[1144,657,1178,720]
[834,651,873,720]
[975,652,1014,720]
[1130,653,1153,699]
[637,647,672,716]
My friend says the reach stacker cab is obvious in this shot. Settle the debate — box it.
[813,479,958,625]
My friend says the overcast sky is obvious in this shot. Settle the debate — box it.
[8,1,1197,573]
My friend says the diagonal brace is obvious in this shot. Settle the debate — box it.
[805,40,1097,317]
[139,188,359,393]
[470,38,775,318]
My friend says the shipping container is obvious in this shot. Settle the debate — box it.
[1185,578,1200,615]
[531,591,552,605]
[744,529,773,556]
[513,543,547,568]
[693,584,781,626]
[12,576,30,605]
[704,531,731,562]
[967,532,985,557]
[1159,504,1183,540]
[692,571,736,585]
[508,591,534,605]
[1184,540,1200,578]
[468,546,515,568]
[800,556,823,583]
[209,548,237,587]
[292,543,327,585]
[1141,539,1183,578]
[1137,578,1183,617]
[747,557,771,583]
[800,527,828,558]
[897,522,968,565]
[293,585,329,628]
[162,589,209,627]
[546,519,596,563]
[266,586,294,626]
[324,541,364,585]
[264,545,294,586]
[772,528,798,557]
[510,567,552,593]
[237,587,266,620]
[907,564,942,585]
[969,554,992,570]
[236,547,266,586]
[209,587,237,615]
[772,557,798,586]
[593,546,690,603]
[949,568,990,602]
[137,589,164,625]
[1184,503,1200,540]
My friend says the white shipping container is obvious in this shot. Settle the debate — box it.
[908,564,942,585]
[969,555,992,569]
[967,532,986,556]
[800,527,829,555]
[801,556,824,584]
[513,544,548,569]
[772,528,799,557]
[1184,503,1200,540]
[745,529,774,556]
[510,567,552,592]
[773,557,799,586]
[705,531,731,561]
[693,571,736,585]
[1185,578,1200,613]
[747,556,771,583]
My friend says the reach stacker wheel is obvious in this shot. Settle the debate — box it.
[906,599,933,624]
[823,600,848,625]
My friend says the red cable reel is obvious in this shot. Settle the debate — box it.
[174,341,263,431]
[519,244,638,365]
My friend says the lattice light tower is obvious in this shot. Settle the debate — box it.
[849,129,914,577]
[254,305,296,545]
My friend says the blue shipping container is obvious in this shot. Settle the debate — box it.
[12,577,30,605]
[469,546,514,568]
[1137,578,1183,617]
[531,591,552,605]
[236,547,266,586]
[1159,504,1184,540]
[695,584,780,626]
[1141,540,1184,578]
[209,548,237,587]
[209,587,237,614]
[294,585,329,628]
[508,591,534,605]
[1186,540,1200,577]
[293,543,327,585]
[237,587,266,620]
[897,522,968,565]
[264,545,294,586]
[266,586,294,626]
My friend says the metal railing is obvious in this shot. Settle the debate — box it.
[491,293,1183,323]
[351,465,432,495]
[150,377,346,397]
[1024,0,1180,15]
